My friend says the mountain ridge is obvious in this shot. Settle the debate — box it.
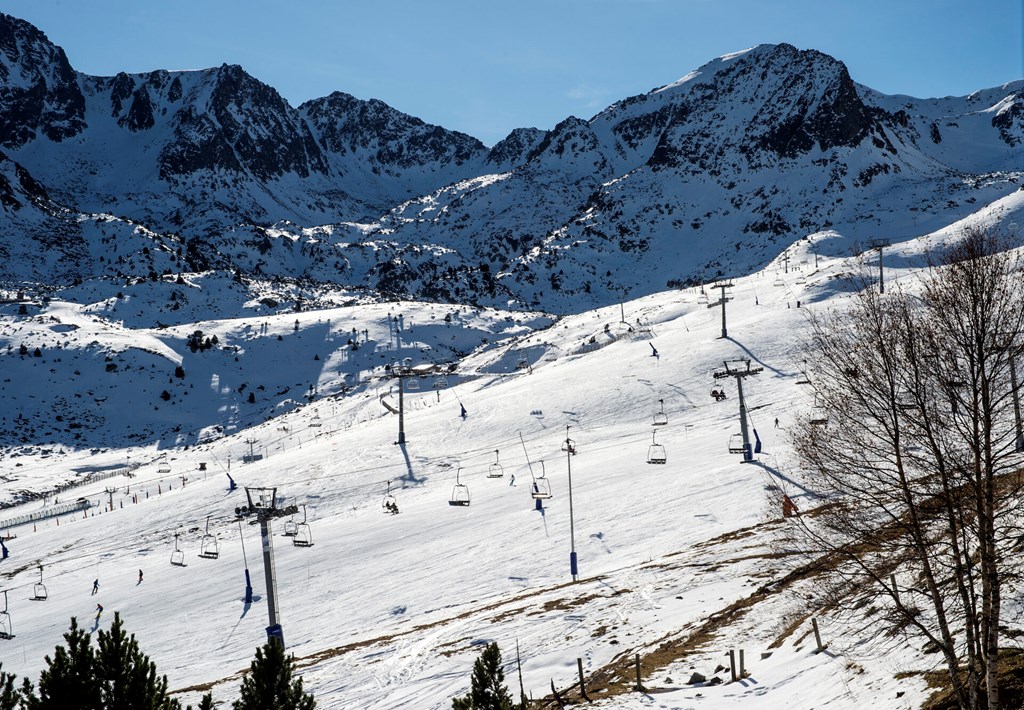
[0,14,1021,314]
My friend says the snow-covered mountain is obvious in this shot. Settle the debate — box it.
[0,13,1021,315]
[2,188,1023,708]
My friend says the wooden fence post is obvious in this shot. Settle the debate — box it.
[728,650,737,682]
[550,679,565,709]
[634,652,645,692]
[577,658,591,702]
[812,617,825,653]
[739,649,745,678]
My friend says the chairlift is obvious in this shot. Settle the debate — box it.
[283,514,298,536]
[773,277,785,287]
[382,480,399,514]
[157,455,171,474]
[652,399,668,427]
[308,412,323,428]
[0,591,12,639]
[487,450,504,479]
[728,433,746,454]
[697,291,709,304]
[531,461,552,500]
[293,504,314,547]
[647,431,667,465]
[433,375,448,389]
[896,393,918,412]
[449,468,471,507]
[198,515,220,559]
[561,436,577,455]
[809,394,829,426]
[406,377,421,391]
[32,565,47,601]
[170,532,185,567]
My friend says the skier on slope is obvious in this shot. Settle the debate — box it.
[92,579,99,595]
[95,604,103,621]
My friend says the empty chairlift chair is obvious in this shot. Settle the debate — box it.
[406,377,421,391]
[487,450,504,479]
[0,591,11,639]
[293,505,314,547]
[283,513,298,536]
[157,456,171,474]
[652,399,668,427]
[809,394,829,426]
[647,431,667,465]
[308,412,323,428]
[449,468,471,507]
[433,375,448,389]
[170,533,186,567]
[728,433,746,454]
[198,516,220,559]
[32,565,47,601]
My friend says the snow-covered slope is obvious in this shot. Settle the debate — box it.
[2,190,1023,708]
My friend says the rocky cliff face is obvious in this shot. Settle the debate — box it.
[0,14,1021,314]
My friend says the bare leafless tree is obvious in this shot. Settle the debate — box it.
[791,227,1024,709]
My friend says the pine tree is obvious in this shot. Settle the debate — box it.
[23,617,102,710]
[0,662,20,710]
[95,612,182,710]
[232,641,315,710]
[196,692,215,710]
[451,642,514,710]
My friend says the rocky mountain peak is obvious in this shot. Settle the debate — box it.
[0,13,85,147]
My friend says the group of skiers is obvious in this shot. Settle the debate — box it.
[89,569,144,620]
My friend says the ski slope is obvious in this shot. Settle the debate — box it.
[2,197,1023,708]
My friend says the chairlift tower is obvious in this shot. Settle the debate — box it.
[713,358,763,461]
[781,252,791,274]
[245,486,287,648]
[707,282,734,339]
[565,425,579,582]
[868,239,890,294]
[387,361,414,445]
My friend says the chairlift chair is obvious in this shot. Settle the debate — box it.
[515,354,529,370]
[0,591,11,639]
[382,480,399,514]
[647,431,667,465]
[728,433,746,454]
[293,505,314,547]
[449,468,471,506]
[808,393,829,426]
[283,515,298,536]
[198,516,220,559]
[157,456,171,474]
[433,375,448,389]
[773,277,785,287]
[487,450,504,479]
[32,565,47,601]
[531,461,553,500]
[308,413,322,428]
[406,378,421,391]
[170,533,186,567]
[652,399,668,427]
[561,437,577,455]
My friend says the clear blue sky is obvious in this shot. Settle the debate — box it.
[5,0,1022,146]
